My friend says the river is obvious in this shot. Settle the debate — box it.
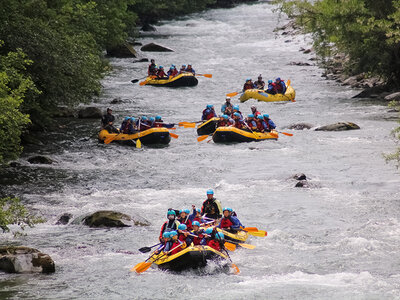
[1,2,400,299]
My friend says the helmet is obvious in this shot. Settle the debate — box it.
[171,64,175,67]
[257,115,264,119]
[226,97,231,100]
[141,116,148,121]
[258,74,262,79]
[268,80,273,83]
[196,208,201,213]
[188,64,192,66]
[263,114,270,119]
[170,66,174,70]
[124,116,130,121]
[246,78,251,81]
[215,232,224,240]
[248,114,254,118]
[184,209,190,214]
[206,189,214,195]
[162,232,171,238]
[192,221,200,227]
[233,105,239,110]
[149,117,155,122]
[169,231,178,237]
[223,207,233,212]
[130,117,136,122]
[276,77,281,81]
[155,115,162,120]
[205,228,213,234]
[206,104,213,109]
[233,112,240,117]
[178,224,187,230]
[182,65,186,68]
[179,209,185,214]
[159,66,163,69]
[222,114,229,120]
[167,210,176,216]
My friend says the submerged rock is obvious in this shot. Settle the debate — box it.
[132,58,149,63]
[0,246,55,274]
[140,43,174,52]
[288,61,312,66]
[56,213,73,225]
[77,107,102,119]
[315,122,360,131]
[27,155,54,165]
[293,173,307,181]
[141,24,156,32]
[286,123,313,130]
[295,181,309,188]
[82,210,150,228]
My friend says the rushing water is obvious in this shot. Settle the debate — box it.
[1,2,400,299]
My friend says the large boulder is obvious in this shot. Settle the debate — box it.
[352,85,390,98]
[82,211,150,228]
[53,106,75,118]
[141,24,157,32]
[384,91,400,101]
[0,246,55,274]
[286,123,313,130]
[106,43,137,58]
[56,213,73,225]
[315,122,360,131]
[27,155,54,164]
[77,107,102,119]
[140,43,174,52]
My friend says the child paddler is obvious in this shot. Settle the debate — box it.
[217,207,244,233]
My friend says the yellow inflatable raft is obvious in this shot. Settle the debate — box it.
[143,73,198,87]
[239,85,296,103]
[197,117,219,135]
[98,128,171,145]
[212,127,278,143]
[216,228,248,243]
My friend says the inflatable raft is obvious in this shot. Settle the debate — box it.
[144,73,198,87]
[98,128,171,145]
[212,127,278,143]
[216,228,248,244]
[239,85,296,103]
[197,117,219,135]
[150,245,229,272]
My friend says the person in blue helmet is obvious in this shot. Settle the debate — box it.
[185,64,195,75]
[156,66,168,79]
[155,231,172,254]
[153,115,175,128]
[232,112,246,129]
[266,80,276,94]
[190,221,205,245]
[217,114,234,127]
[218,207,244,233]
[120,117,135,134]
[262,114,276,132]
[245,114,257,131]
[179,64,186,74]
[167,65,178,77]
[273,77,286,94]
[159,210,181,242]
[202,104,217,121]
[255,115,268,132]
[221,97,233,115]
[168,230,186,255]
[231,105,243,120]
[137,116,151,131]
[243,78,255,92]
[177,224,192,244]
[201,189,223,220]
[177,209,192,230]
[189,205,203,223]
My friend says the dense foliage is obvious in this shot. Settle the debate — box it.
[278,0,400,85]
[0,197,43,233]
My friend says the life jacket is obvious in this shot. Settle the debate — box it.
[219,217,234,229]
[246,119,257,130]
[203,109,216,120]
[148,63,157,75]
[263,118,271,130]
[274,81,285,94]
[169,241,185,255]
[254,80,265,89]
[201,198,222,219]
[191,230,204,245]
[153,121,163,128]
[252,110,261,117]
[177,217,192,230]
[234,119,244,129]
[122,122,133,134]
[159,220,180,241]
[256,120,265,132]
[207,239,221,251]
[243,83,254,91]
[185,67,195,74]
[157,69,167,78]
[217,119,229,127]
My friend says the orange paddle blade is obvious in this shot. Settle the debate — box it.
[131,261,152,273]
[202,74,212,78]
[197,135,209,142]
[232,263,240,275]
[226,92,239,97]
[238,243,256,249]
[270,132,279,138]
[243,227,259,232]
[286,79,291,87]
[139,81,147,86]
[179,122,196,128]
[169,132,179,139]
[280,132,293,136]
[224,242,236,251]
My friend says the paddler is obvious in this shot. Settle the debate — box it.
[156,66,168,79]
[231,105,243,120]
[153,115,175,128]
[254,75,265,89]
[245,114,257,131]
[185,64,195,75]
[221,97,233,115]
[250,105,261,117]
[218,207,244,233]
[189,205,202,223]
[179,64,186,74]
[273,77,286,94]
[202,104,217,121]
[167,65,178,77]
[243,78,255,92]
[262,114,276,132]
[190,221,205,246]
[120,117,135,134]
[266,80,275,94]
[167,231,186,255]
[101,108,117,132]
[201,189,223,220]
[177,209,192,230]
[217,114,234,127]
[232,112,245,129]
[148,59,157,76]
[177,224,192,244]
[256,115,268,133]
[159,210,180,243]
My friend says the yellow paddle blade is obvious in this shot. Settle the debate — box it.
[238,243,256,250]
[226,92,239,97]
[197,135,209,142]
[247,230,267,237]
[136,139,142,149]
[231,263,240,275]
[286,79,291,87]
[224,242,236,251]
[139,81,147,86]
[169,132,179,139]
[132,261,152,273]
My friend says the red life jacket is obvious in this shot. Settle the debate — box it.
[191,230,204,245]
[207,239,221,251]
[178,233,187,242]
[274,81,284,93]
[243,83,254,91]
[192,216,201,223]
[220,217,234,229]
[256,120,264,132]
[234,119,244,129]
[159,220,179,241]
[171,69,178,76]
[153,122,163,128]
[217,120,228,127]
[178,218,192,230]
[157,70,167,78]
[169,241,184,255]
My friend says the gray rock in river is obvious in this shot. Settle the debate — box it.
[106,43,137,58]
[384,91,400,101]
[295,181,309,188]
[81,210,150,228]
[27,155,54,164]
[0,246,55,274]
[286,123,314,130]
[315,122,360,131]
[56,213,73,225]
[77,106,102,119]
[140,43,174,52]
[53,106,76,118]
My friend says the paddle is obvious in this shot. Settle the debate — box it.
[224,242,236,251]
[242,228,267,237]
[104,133,121,144]
[277,131,293,136]
[169,132,179,139]
[244,122,259,140]
[139,80,148,86]
[131,76,147,84]
[180,123,196,128]
[215,234,240,275]
[197,135,210,142]
[225,241,256,250]
[286,79,291,87]
[178,121,202,126]
[138,243,162,253]
[196,74,213,78]
[226,91,241,97]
